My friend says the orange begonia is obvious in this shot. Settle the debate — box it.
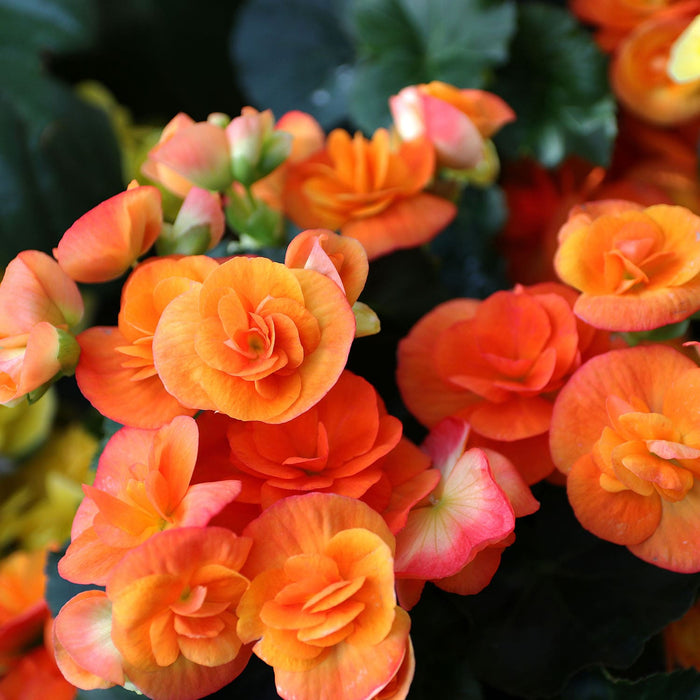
[58,416,241,586]
[0,251,83,404]
[282,128,457,259]
[397,282,610,455]
[664,598,700,670]
[53,182,162,284]
[192,371,438,534]
[54,527,253,700]
[390,81,514,172]
[611,3,700,125]
[550,344,700,572]
[554,202,700,331]
[152,255,356,423]
[76,255,219,428]
[237,492,412,700]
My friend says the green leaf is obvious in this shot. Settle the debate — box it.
[231,0,355,129]
[350,0,516,131]
[0,0,96,53]
[493,2,617,167]
[563,668,700,700]
[448,483,700,697]
[77,687,139,699]
[0,46,123,265]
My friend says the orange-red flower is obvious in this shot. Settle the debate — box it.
[237,492,412,700]
[611,3,700,125]
[152,255,356,423]
[664,598,700,670]
[554,202,700,331]
[282,127,457,259]
[54,527,253,700]
[192,371,438,534]
[390,81,514,172]
[58,416,241,586]
[53,182,162,284]
[76,255,219,428]
[398,283,609,436]
[550,344,700,572]
[0,251,83,404]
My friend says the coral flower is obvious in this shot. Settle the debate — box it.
[0,251,83,404]
[611,3,700,125]
[58,416,241,586]
[554,202,700,331]
[76,255,219,428]
[390,81,514,171]
[53,182,162,283]
[237,492,412,700]
[282,128,457,259]
[152,255,356,423]
[664,598,700,670]
[550,344,700,572]
[54,527,253,700]
[397,283,609,441]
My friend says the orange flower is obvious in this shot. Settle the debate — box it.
[0,251,83,404]
[569,0,681,51]
[554,202,700,331]
[58,416,241,586]
[611,3,700,125]
[76,255,219,428]
[53,182,162,284]
[237,492,412,700]
[397,283,610,441]
[282,128,457,259]
[285,229,368,306]
[191,371,437,535]
[390,81,514,171]
[54,527,253,700]
[151,255,356,423]
[549,344,700,572]
[664,598,700,670]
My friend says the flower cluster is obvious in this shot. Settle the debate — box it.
[4,1,700,695]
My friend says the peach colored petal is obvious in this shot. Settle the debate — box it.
[274,607,410,700]
[54,185,162,283]
[53,591,124,689]
[341,192,457,260]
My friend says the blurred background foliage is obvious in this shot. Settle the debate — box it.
[3,0,699,698]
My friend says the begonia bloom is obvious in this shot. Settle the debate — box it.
[53,182,162,283]
[0,251,83,404]
[76,255,219,428]
[554,202,700,331]
[397,283,609,444]
[193,371,437,536]
[611,4,700,125]
[237,492,412,700]
[664,598,700,670]
[394,419,515,582]
[152,255,356,423]
[550,344,700,572]
[285,229,368,306]
[390,81,514,171]
[282,128,457,259]
[668,14,700,82]
[55,527,253,700]
[58,416,241,585]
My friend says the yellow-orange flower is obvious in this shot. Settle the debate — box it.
[237,492,412,700]
[152,255,356,423]
[282,128,456,259]
[550,344,700,572]
[554,202,700,330]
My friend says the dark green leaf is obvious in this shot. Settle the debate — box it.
[0,46,123,264]
[448,483,700,697]
[563,668,700,700]
[231,0,355,128]
[0,0,96,53]
[493,2,616,167]
[350,0,516,131]
[77,687,138,699]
